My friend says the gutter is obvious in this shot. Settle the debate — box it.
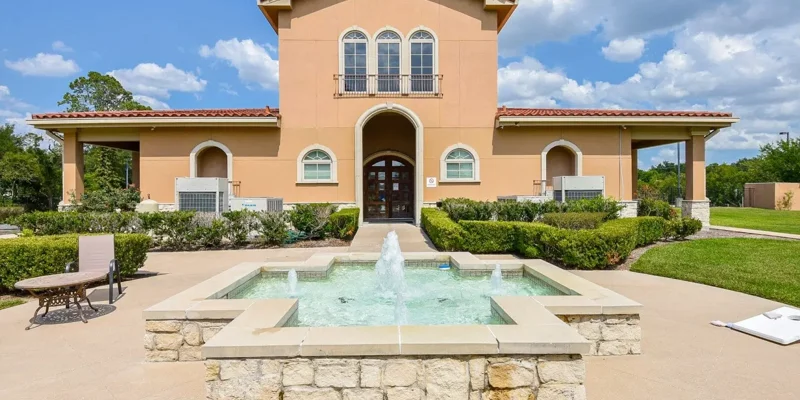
[497,116,740,127]
[26,116,280,129]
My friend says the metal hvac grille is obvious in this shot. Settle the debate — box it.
[178,192,222,213]
[554,190,604,202]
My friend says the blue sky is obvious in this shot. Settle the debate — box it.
[2,0,798,168]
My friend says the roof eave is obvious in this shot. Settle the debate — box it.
[496,116,740,128]
[26,117,281,130]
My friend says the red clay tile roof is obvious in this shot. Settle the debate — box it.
[496,107,733,118]
[31,107,280,120]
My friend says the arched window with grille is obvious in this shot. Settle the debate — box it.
[297,145,338,183]
[376,30,401,92]
[341,30,368,92]
[440,144,480,182]
[409,30,435,92]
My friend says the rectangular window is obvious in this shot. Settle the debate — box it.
[410,42,434,92]
[304,164,332,180]
[446,162,474,179]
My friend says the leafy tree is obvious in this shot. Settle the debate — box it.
[0,152,42,204]
[0,124,24,159]
[758,138,800,183]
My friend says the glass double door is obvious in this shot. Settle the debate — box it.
[364,156,414,220]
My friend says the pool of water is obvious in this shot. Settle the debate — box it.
[229,263,568,327]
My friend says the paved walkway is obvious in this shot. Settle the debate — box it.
[349,222,436,252]
[710,225,800,240]
[0,248,798,399]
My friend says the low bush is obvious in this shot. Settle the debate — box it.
[290,203,337,239]
[460,221,520,253]
[255,211,289,246]
[441,197,623,223]
[638,198,677,220]
[327,208,360,240]
[191,213,226,248]
[0,234,151,290]
[665,217,703,240]
[0,207,24,223]
[221,210,256,247]
[421,208,464,251]
[71,187,142,212]
[562,197,624,221]
[604,217,667,247]
[440,198,495,222]
[513,223,555,259]
[541,212,606,230]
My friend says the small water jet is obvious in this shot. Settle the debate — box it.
[375,231,408,324]
[287,269,298,297]
[491,264,503,295]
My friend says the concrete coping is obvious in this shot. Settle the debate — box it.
[143,252,641,358]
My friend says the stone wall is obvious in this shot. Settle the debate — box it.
[561,314,641,356]
[144,319,231,362]
[618,201,638,218]
[681,200,710,228]
[205,355,586,400]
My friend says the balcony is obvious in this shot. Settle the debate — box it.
[334,74,443,98]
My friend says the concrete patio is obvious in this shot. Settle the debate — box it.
[0,246,798,400]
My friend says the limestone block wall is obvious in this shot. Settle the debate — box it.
[561,314,641,356]
[205,355,587,400]
[144,320,231,362]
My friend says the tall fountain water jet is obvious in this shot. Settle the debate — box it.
[375,231,407,324]
[287,269,298,297]
[491,264,503,295]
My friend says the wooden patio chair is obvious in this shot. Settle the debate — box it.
[65,235,123,304]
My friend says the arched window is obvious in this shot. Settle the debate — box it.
[410,30,435,92]
[440,144,480,182]
[376,31,401,92]
[297,145,338,183]
[342,30,367,92]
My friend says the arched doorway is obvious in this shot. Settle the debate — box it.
[197,147,228,178]
[546,146,576,182]
[364,155,414,219]
[355,103,424,225]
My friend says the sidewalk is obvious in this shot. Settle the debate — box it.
[710,225,800,240]
[349,222,436,252]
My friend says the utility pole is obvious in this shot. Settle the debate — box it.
[779,131,790,142]
[676,142,681,201]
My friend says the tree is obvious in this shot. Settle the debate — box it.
[0,152,42,204]
[0,124,24,160]
[758,138,800,183]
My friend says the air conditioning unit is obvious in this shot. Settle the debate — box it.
[175,178,229,215]
[552,176,605,202]
[230,197,284,212]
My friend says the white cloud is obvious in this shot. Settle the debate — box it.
[109,63,207,99]
[133,95,170,110]
[4,53,80,77]
[219,83,238,96]
[0,85,10,100]
[51,41,73,53]
[200,38,279,90]
[602,38,646,62]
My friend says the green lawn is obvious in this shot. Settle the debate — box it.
[711,207,800,235]
[631,238,800,307]
[0,298,26,310]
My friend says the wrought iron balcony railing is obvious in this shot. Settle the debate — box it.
[334,74,442,98]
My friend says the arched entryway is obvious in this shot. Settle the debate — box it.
[540,140,583,193]
[196,147,228,178]
[355,103,423,225]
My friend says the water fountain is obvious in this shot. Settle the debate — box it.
[491,264,503,295]
[375,231,408,324]
[287,269,298,297]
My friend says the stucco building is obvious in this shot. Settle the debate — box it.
[28,0,738,226]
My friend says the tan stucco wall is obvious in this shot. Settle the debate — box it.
[745,183,800,210]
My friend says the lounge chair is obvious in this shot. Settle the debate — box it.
[66,235,123,304]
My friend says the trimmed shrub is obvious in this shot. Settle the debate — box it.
[327,208,360,240]
[290,203,337,239]
[0,207,24,223]
[254,211,289,246]
[541,212,606,230]
[440,198,495,222]
[441,197,623,223]
[460,221,520,253]
[563,197,624,221]
[222,210,256,247]
[191,213,225,248]
[72,188,142,212]
[604,217,667,247]
[156,211,196,250]
[513,223,556,259]
[665,218,703,240]
[421,208,464,251]
[638,198,677,220]
[0,234,151,290]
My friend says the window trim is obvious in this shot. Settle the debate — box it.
[374,27,404,93]
[338,27,371,93]
[407,27,439,93]
[440,143,480,182]
[297,144,338,184]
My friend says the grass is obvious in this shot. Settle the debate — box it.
[631,238,800,307]
[0,298,26,310]
[711,207,800,235]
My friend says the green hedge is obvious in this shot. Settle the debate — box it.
[638,198,677,220]
[421,208,465,251]
[460,221,520,253]
[421,209,699,270]
[441,197,623,222]
[0,207,24,224]
[0,234,151,290]
[541,212,606,230]
[327,208,360,240]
